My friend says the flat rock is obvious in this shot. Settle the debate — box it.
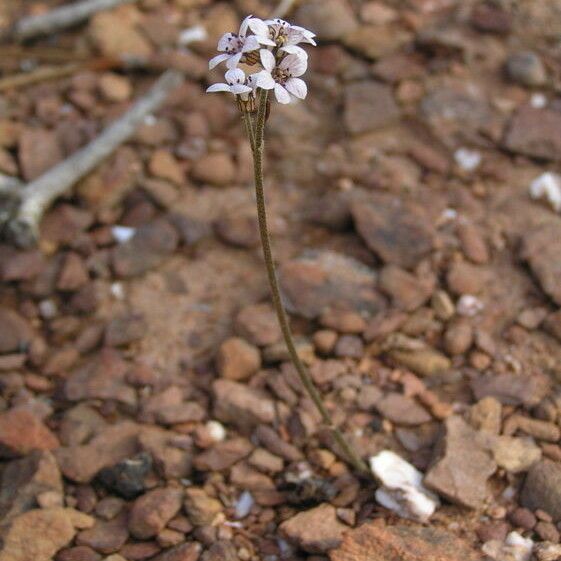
[330,522,481,561]
[129,487,183,539]
[492,436,542,473]
[55,421,140,483]
[343,81,400,134]
[379,266,433,311]
[234,303,282,347]
[139,428,192,479]
[504,107,561,161]
[424,415,496,509]
[150,543,201,561]
[75,512,128,554]
[193,438,252,472]
[0,309,35,354]
[279,250,384,320]
[64,349,136,406]
[18,128,63,181]
[0,451,62,522]
[521,460,561,521]
[112,219,178,278]
[471,371,550,407]
[375,393,432,426]
[280,503,347,553]
[0,409,59,459]
[351,194,435,269]
[520,224,561,305]
[295,0,357,40]
[0,508,92,561]
[213,380,275,432]
[216,337,261,381]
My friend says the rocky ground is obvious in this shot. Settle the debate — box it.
[1,0,561,560]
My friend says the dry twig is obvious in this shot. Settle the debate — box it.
[1,0,139,43]
[0,70,183,248]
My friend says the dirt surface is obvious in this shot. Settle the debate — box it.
[1,1,561,560]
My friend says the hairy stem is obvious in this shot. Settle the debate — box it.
[249,90,369,476]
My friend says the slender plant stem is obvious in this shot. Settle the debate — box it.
[248,90,369,476]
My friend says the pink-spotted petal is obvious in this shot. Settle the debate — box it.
[209,53,230,70]
[206,83,231,93]
[260,49,276,72]
[274,83,291,104]
[225,67,246,84]
[285,77,307,99]
[218,32,237,52]
[225,51,244,69]
[280,54,307,77]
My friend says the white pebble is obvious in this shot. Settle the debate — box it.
[530,93,547,108]
[112,225,136,243]
[39,299,58,319]
[178,25,208,46]
[454,148,482,172]
[370,451,440,523]
[457,295,484,317]
[529,172,561,213]
[482,531,533,561]
[206,420,226,442]
[110,282,125,300]
[235,490,254,519]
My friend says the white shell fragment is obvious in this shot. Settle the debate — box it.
[235,490,254,519]
[529,172,561,213]
[369,450,440,523]
[482,531,534,561]
[457,294,484,317]
[454,148,482,172]
[112,225,136,243]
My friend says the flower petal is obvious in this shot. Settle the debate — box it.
[242,35,260,52]
[280,53,307,77]
[218,32,237,52]
[230,84,253,95]
[225,51,243,69]
[260,49,276,72]
[239,14,252,36]
[280,45,308,59]
[225,67,246,84]
[257,36,277,46]
[285,77,307,99]
[274,83,291,104]
[209,53,230,70]
[252,70,275,90]
[248,17,270,38]
[206,83,231,93]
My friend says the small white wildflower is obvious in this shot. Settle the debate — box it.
[258,50,308,104]
[529,172,561,213]
[209,15,275,70]
[454,147,481,172]
[265,18,317,47]
[206,68,253,96]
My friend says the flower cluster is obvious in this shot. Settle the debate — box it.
[206,16,316,106]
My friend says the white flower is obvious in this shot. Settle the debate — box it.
[206,68,252,96]
[265,18,317,47]
[257,50,308,104]
[209,16,275,70]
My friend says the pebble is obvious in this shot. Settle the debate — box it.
[378,265,433,312]
[443,319,474,355]
[75,513,128,554]
[482,531,534,561]
[190,153,236,187]
[193,438,252,471]
[491,436,542,473]
[234,303,282,347]
[375,393,431,426]
[183,487,223,526]
[529,172,561,213]
[469,397,502,435]
[128,487,183,539]
[295,0,358,40]
[216,337,261,381]
[148,543,201,561]
[97,451,152,499]
[506,51,547,87]
[280,503,347,554]
[456,295,484,317]
[521,460,561,521]
[98,73,132,102]
[370,450,439,522]
[0,308,35,354]
[454,148,481,172]
[509,508,537,530]
[149,150,185,186]
[424,416,496,509]
[334,335,364,359]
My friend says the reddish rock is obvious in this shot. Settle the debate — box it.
[375,393,432,426]
[56,546,102,561]
[0,409,59,459]
[295,0,357,40]
[149,543,201,561]
[139,427,192,479]
[57,253,90,291]
[235,303,282,347]
[104,314,147,347]
[215,211,260,249]
[190,153,236,187]
[149,150,185,186]
[330,522,480,561]
[129,487,183,539]
[1,251,46,282]
[446,261,487,296]
[64,349,136,406]
[55,421,140,483]
[471,371,550,407]
[521,460,561,521]
[183,488,223,526]
[379,265,433,311]
[0,308,35,354]
[424,416,496,509]
[193,438,252,471]
[351,194,434,269]
[456,220,489,264]
[98,72,132,102]
[75,512,129,554]
[279,250,384,320]
[216,337,261,381]
[213,380,275,432]
[504,107,561,161]
[280,503,347,553]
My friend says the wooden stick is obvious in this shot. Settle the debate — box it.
[1,0,140,43]
[2,70,183,248]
